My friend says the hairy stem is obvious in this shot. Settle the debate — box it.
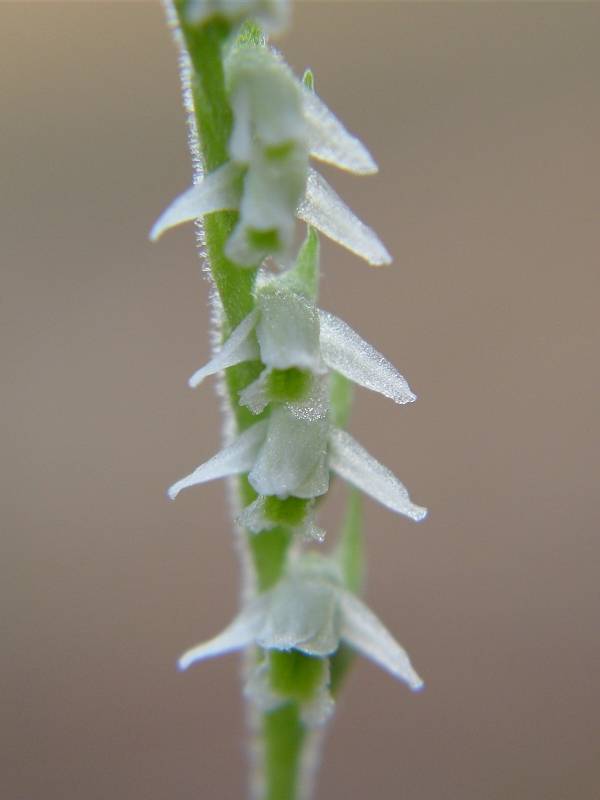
[172,4,304,797]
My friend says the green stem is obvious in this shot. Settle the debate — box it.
[172,5,302,798]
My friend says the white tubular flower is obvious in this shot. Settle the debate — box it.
[150,48,390,266]
[178,554,424,726]
[188,281,415,408]
[184,0,290,35]
[225,49,309,265]
[168,383,330,502]
[168,413,425,521]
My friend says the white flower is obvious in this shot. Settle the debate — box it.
[168,279,426,520]
[178,554,423,724]
[184,0,290,35]
[168,412,426,521]
[169,385,330,501]
[150,52,390,266]
[188,281,416,407]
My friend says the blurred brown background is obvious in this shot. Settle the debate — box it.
[2,2,599,799]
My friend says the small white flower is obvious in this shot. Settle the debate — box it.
[168,413,425,521]
[168,379,330,501]
[188,281,415,406]
[168,279,426,520]
[151,52,390,266]
[178,554,424,725]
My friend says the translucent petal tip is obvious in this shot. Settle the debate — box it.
[329,428,427,522]
[298,170,392,267]
[150,163,241,242]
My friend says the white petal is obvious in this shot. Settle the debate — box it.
[328,428,427,522]
[255,287,322,372]
[229,48,304,156]
[238,369,271,415]
[189,310,260,389]
[319,309,416,404]
[303,88,377,175]
[297,169,391,267]
[178,600,267,670]
[237,495,274,534]
[257,576,340,656]
[150,162,241,242]
[338,589,424,691]
[248,405,329,499]
[168,421,268,500]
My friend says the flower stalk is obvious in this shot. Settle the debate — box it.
[155,3,427,798]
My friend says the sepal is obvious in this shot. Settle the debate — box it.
[150,162,242,242]
[298,169,391,266]
[188,309,260,388]
[328,427,427,522]
[168,420,267,500]
[319,309,416,404]
[302,87,378,175]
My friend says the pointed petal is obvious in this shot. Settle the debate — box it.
[338,589,424,691]
[297,169,391,267]
[168,421,268,500]
[328,428,427,522]
[303,88,378,175]
[249,404,329,499]
[150,162,241,242]
[189,310,260,389]
[319,309,416,404]
[178,600,267,670]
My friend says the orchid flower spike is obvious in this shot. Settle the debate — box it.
[150,47,390,267]
[178,553,424,725]
[169,269,426,524]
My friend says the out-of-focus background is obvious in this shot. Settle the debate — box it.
[3,3,599,799]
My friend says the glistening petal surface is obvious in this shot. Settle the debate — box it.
[178,600,268,670]
[319,309,416,405]
[303,87,378,175]
[256,576,340,656]
[189,309,260,388]
[168,421,268,500]
[328,428,427,521]
[248,404,329,499]
[338,589,424,691]
[150,162,241,241]
[297,169,391,267]
[256,287,322,372]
